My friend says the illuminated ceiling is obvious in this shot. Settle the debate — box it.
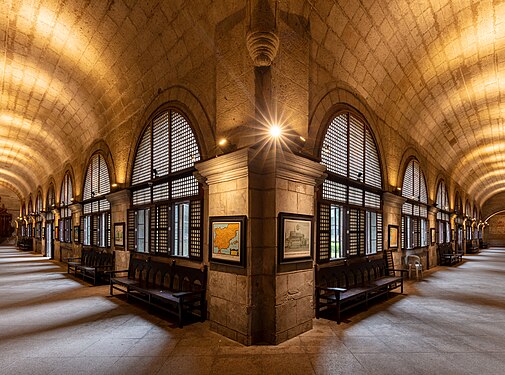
[1,0,505,212]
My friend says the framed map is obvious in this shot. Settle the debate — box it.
[278,213,313,263]
[209,216,246,267]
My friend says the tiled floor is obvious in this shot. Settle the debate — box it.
[1,246,505,374]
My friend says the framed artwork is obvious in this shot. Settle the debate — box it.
[54,226,59,241]
[388,225,399,249]
[209,216,246,266]
[430,228,436,245]
[278,213,313,263]
[73,226,80,243]
[114,222,125,248]
[42,227,45,239]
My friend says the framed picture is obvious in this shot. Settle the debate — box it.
[114,222,125,248]
[42,227,45,239]
[54,226,59,241]
[278,213,313,263]
[73,226,80,243]
[388,225,399,249]
[430,228,436,245]
[209,216,247,266]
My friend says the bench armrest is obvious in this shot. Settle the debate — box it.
[390,268,409,274]
[64,257,81,262]
[106,269,129,275]
[316,286,347,293]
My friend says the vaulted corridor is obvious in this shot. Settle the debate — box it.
[1,247,505,375]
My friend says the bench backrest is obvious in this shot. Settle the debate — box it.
[81,248,114,268]
[316,258,389,289]
[127,253,207,292]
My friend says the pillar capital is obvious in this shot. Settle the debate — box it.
[382,192,407,209]
[106,189,131,206]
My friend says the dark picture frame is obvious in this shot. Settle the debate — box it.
[278,213,313,263]
[114,222,125,248]
[73,226,80,243]
[388,224,399,249]
[209,216,247,267]
[430,227,436,245]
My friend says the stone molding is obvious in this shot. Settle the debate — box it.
[194,148,251,185]
[382,192,407,208]
[106,189,131,206]
[69,203,82,215]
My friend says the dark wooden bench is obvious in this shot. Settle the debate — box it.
[66,248,115,285]
[17,238,33,251]
[479,239,489,249]
[437,243,462,265]
[466,239,479,254]
[109,253,207,327]
[315,256,406,324]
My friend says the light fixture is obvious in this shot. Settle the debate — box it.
[269,124,282,138]
[152,168,158,178]
[217,137,236,153]
[111,183,118,188]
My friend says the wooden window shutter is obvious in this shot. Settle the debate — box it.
[317,203,330,263]
[79,216,84,244]
[92,215,98,246]
[127,209,136,251]
[189,199,202,259]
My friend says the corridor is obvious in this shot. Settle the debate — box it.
[1,246,505,374]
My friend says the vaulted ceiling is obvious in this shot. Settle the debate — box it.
[2,0,505,216]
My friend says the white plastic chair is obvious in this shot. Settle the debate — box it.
[405,255,423,281]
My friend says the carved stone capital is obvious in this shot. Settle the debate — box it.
[246,30,279,66]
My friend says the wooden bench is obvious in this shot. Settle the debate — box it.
[315,256,406,324]
[479,239,489,249]
[66,248,114,285]
[109,253,207,327]
[437,243,462,265]
[17,238,33,251]
[465,239,479,254]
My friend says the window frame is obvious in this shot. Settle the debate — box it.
[317,109,384,262]
[128,107,203,260]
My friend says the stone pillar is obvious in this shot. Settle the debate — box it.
[106,189,131,270]
[382,192,406,269]
[68,203,82,258]
[428,206,438,268]
[196,147,326,345]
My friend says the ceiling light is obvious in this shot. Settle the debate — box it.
[269,125,282,138]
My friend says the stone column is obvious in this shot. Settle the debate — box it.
[382,192,406,269]
[69,203,82,258]
[196,147,326,345]
[428,206,438,268]
[106,189,131,270]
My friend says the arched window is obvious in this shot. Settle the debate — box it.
[436,180,450,244]
[465,199,472,240]
[27,196,33,237]
[46,184,55,221]
[35,191,43,239]
[401,159,428,249]
[20,202,26,237]
[318,111,383,261]
[82,154,111,247]
[128,108,202,259]
[60,172,73,243]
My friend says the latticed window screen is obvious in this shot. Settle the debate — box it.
[318,111,383,262]
[59,173,73,243]
[46,184,55,221]
[401,160,429,249]
[129,108,203,259]
[436,180,451,244]
[81,154,111,248]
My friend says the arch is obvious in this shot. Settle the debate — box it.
[399,157,428,204]
[125,86,214,185]
[308,86,388,188]
[82,140,116,197]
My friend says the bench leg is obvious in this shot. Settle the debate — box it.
[178,302,183,328]
[110,280,113,296]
